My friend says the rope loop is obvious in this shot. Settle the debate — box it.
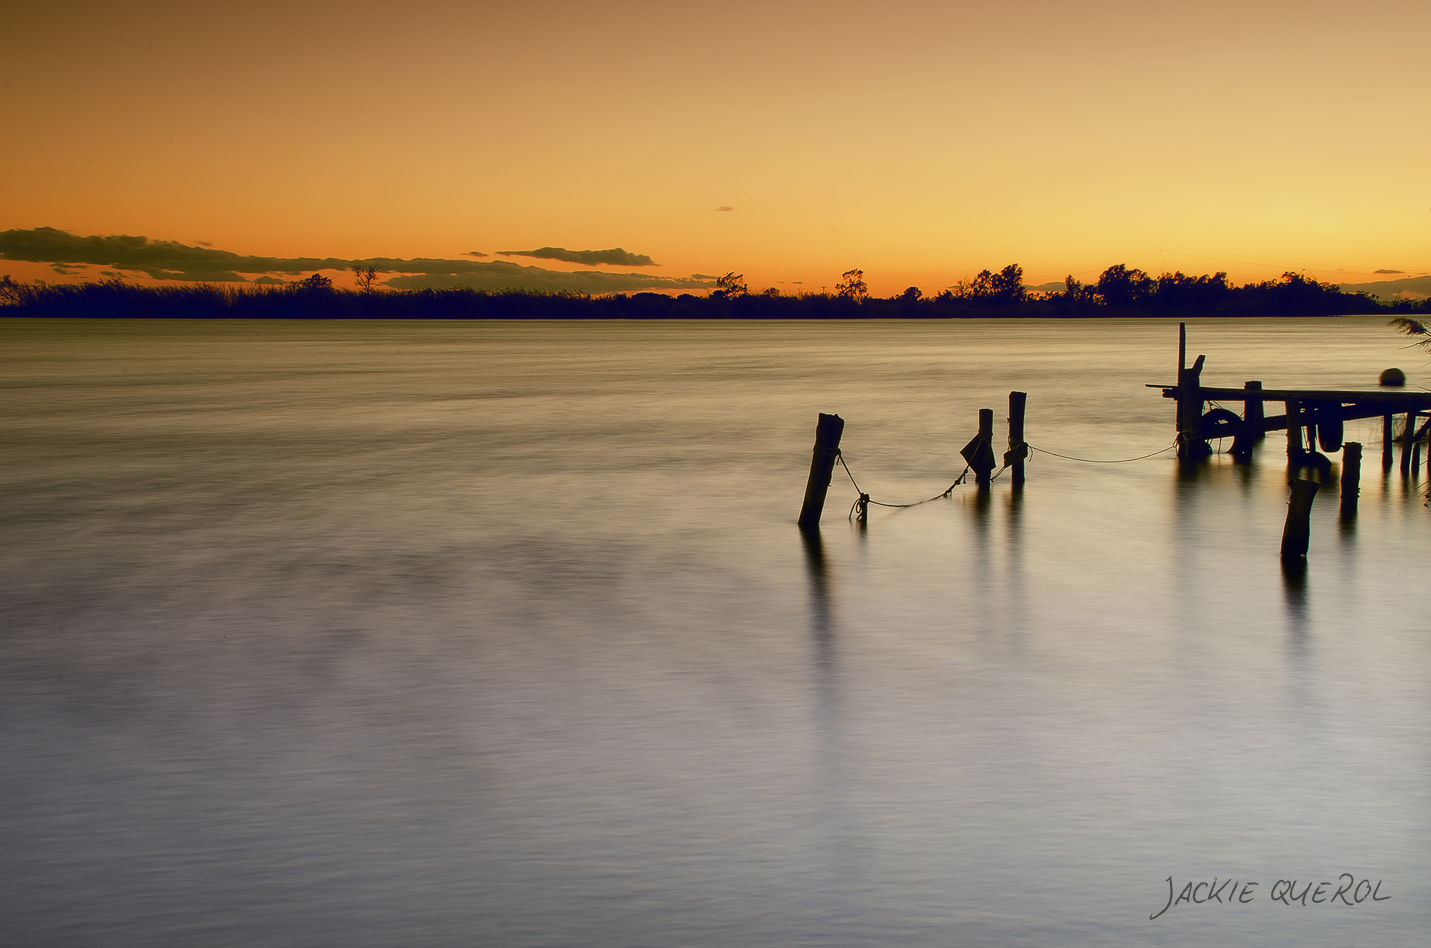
[838,452,971,512]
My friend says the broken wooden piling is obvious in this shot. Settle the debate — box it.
[1281,479,1320,563]
[798,413,845,532]
[961,408,997,491]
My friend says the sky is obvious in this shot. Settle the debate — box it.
[4,0,1429,295]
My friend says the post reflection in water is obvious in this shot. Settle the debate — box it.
[1280,557,1311,653]
[1003,490,1027,650]
[798,528,866,937]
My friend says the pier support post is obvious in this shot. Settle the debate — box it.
[1231,380,1262,460]
[1286,398,1305,471]
[1281,479,1320,563]
[1400,411,1415,475]
[1176,353,1209,462]
[798,413,845,533]
[1007,391,1028,491]
[1340,442,1361,522]
[1382,414,1395,471]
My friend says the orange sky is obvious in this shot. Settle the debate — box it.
[5,0,1429,295]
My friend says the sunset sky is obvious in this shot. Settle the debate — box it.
[5,0,1429,295]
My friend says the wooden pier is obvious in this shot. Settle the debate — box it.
[1154,323,1431,468]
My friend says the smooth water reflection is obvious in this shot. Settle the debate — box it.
[1,317,1428,947]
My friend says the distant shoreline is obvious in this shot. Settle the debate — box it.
[3,279,1426,321]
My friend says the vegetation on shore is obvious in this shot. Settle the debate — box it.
[2,264,1425,319]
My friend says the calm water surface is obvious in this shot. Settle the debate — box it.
[2,317,1428,947]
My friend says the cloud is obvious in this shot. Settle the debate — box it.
[715,206,734,212]
[0,228,707,292]
[0,227,341,282]
[497,247,656,266]
[385,263,709,293]
[1374,268,1404,274]
[465,250,487,257]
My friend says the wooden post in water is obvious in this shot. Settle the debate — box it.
[1382,414,1395,471]
[960,408,997,492]
[977,408,995,490]
[1340,442,1361,522]
[1400,410,1415,475]
[798,413,845,533]
[1231,380,1262,459]
[1176,353,1208,462]
[1285,398,1304,470]
[1281,479,1320,563]
[1008,391,1028,491]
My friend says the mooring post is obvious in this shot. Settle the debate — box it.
[1281,478,1320,563]
[1382,414,1395,471]
[977,408,995,490]
[1008,391,1028,491]
[1340,442,1361,522]
[960,408,997,492]
[1174,322,1187,453]
[1400,410,1415,475]
[1176,354,1208,461]
[798,413,845,533]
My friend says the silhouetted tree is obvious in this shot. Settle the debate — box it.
[0,274,22,306]
[900,286,923,301]
[1060,275,1099,305]
[1240,271,1374,316]
[836,268,868,302]
[958,264,1025,305]
[714,272,747,299]
[296,272,333,289]
[351,264,379,292]
[990,264,1025,305]
[1152,270,1231,308]
[1096,264,1154,307]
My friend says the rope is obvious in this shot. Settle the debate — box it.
[1029,442,1178,464]
[833,435,1174,523]
[836,451,970,520]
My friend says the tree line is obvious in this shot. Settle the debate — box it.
[2,264,1425,319]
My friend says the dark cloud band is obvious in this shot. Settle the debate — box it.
[497,247,655,267]
[0,227,701,291]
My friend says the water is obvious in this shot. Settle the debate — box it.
[2,317,1428,947]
